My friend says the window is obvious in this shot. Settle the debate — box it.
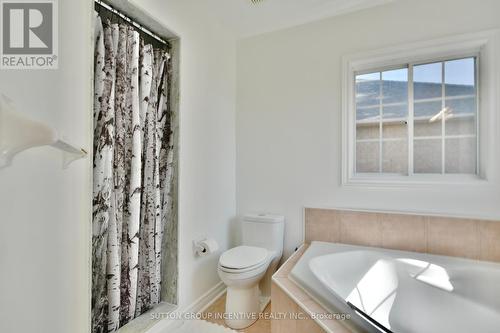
[355,57,477,175]
[342,31,499,186]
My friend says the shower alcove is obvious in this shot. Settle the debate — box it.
[91,1,180,332]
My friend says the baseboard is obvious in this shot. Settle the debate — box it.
[184,281,226,314]
[147,282,226,333]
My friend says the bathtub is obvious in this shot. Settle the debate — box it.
[289,241,500,333]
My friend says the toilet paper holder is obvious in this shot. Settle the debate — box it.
[193,237,219,257]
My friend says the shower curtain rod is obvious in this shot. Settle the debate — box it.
[94,0,169,46]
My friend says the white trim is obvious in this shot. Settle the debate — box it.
[342,29,500,188]
[357,137,406,143]
[185,282,226,315]
[378,72,383,173]
[145,282,226,333]
[413,134,477,140]
[408,63,415,176]
[346,173,487,188]
[441,61,446,174]
[474,55,481,176]
[344,32,491,74]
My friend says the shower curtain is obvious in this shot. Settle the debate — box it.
[92,14,174,333]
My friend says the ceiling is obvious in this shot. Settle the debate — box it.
[199,0,396,38]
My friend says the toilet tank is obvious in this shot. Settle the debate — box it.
[242,214,285,257]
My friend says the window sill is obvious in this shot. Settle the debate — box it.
[342,173,488,189]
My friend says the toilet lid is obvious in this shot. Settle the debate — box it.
[219,246,268,269]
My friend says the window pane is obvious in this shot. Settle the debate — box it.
[383,140,408,174]
[357,72,380,81]
[383,104,407,120]
[380,68,409,168]
[414,100,442,118]
[357,123,379,140]
[356,142,379,173]
[445,58,475,97]
[444,58,477,174]
[383,121,407,139]
[382,68,408,104]
[356,107,380,122]
[356,72,380,108]
[413,61,444,175]
[414,139,442,173]
[445,97,476,116]
[414,62,442,100]
[444,58,477,136]
[414,118,441,137]
[414,100,442,137]
[446,116,476,136]
[356,72,382,171]
[383,98,408,138]
[413,101,442,137]
[356,72,380,147]
[445,138,476,174]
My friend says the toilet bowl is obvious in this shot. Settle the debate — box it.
[217,214,285,330]
[217,246,276,329]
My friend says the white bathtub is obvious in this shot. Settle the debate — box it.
[289,241,500,333]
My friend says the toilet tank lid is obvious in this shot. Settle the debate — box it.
[243,213,284,224]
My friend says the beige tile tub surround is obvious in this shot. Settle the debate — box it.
[479,221,500,262]
[427,217,479,259]
[380,213,426,253]
[304,208,500,262]
[339,211,381,247]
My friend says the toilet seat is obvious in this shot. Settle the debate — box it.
[219,246,271,273]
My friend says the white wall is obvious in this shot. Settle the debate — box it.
[0,0,237,332]
[5,0,499,330]
[236,0,500,258]
[131,0,237,309]
[0,1,93,333]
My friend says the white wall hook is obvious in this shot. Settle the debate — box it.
[0,94,88,169]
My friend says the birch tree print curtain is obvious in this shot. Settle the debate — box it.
[92,14,174,333]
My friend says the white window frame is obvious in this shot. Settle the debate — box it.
[341,30,500,188]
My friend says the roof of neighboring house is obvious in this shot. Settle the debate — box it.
[356,80,475,122]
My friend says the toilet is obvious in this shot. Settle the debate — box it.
[218,214,284,329]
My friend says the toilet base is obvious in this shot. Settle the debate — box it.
[259,295,271,311]
[224,285,261,329]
